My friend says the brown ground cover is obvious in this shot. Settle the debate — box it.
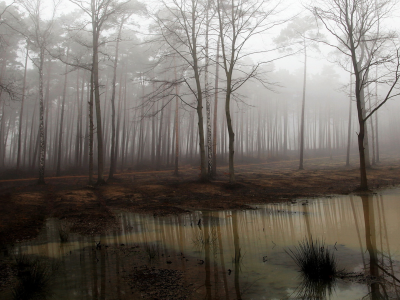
[1,154,400,245]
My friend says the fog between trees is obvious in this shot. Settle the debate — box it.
[0,0,399,190]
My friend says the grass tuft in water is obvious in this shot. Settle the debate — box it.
[286,237,338,280]
[286,237,338,299]
[12,255,53,300]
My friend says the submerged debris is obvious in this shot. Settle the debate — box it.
[126,265,192,299]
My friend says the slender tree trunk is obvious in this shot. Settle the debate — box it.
[360,81,371,169]
[29,98,38,169]
[137,75,145,166]
[44,60,51,170]
[108,21,124,180]
[92,21,105,184]
[75,69,82,167]
[212,34,220,177]
[368,87,376,165]
[225,82,235,184]
[283,99,288,157]
[375,67,380,163]
[354,71,368,190]
[166,99,171,166]
[88,71,94,185]
[37,47,46,185]
[205,0,212,178]
[346,75,353,166]
[114,79,123,172]
[56,47,70,176]
[120,77,127,172]
[174,80,179,176]
[299,43,307,170]
[190,1,207,181]
[17,47,29,170]
[156,98,164,171]
[0,101,5,169]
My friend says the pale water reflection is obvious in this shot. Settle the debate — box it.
[2,188,400,299]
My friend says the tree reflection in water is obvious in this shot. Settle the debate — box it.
[7,191,400,299]
[360,194,400,300]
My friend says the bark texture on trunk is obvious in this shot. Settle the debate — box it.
[38,48,46,185]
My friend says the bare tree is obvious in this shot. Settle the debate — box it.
[216,0,283,184]
[155,0,209,181]
[312,0,400,190]
[275,15,320,170]
[70,0,132,185]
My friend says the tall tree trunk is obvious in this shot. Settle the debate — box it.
[225,82,235,184]
[174,80,180,176]
[346,74,353,166]
[156,98,164,171]
[0,101,5,169]
[88,71,94,185]
[29,98,38,169]
[92,21,105,185]
[212,37,220,176]
[114,79,123,172]
[120,77,127,172]
[56,47,70,176]
[37,47,46,185]
[108,21,123,180]
[205,0,212,178]
[299,42,307,170]
[190,1,207,181]
[375,67,380,163]
[17,46,29,170]
[75,69,82,167]
[368,86,376,165]
[44,60,51,170]
[283,98,288,157]
[354,69,368,190]
[137,75,145,166]
[360,80,371,169]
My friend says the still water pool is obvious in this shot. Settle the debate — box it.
[2,188,400,299]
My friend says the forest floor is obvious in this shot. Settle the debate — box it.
[1,153,400,245]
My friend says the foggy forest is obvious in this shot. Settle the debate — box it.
[1,0,400,299]
[0,0,398,188]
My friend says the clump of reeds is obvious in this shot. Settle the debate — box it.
[286,237,338,299]
[12,255,52,300]
[286,237,338,280]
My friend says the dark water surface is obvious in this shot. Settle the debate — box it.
[2,188,400,299]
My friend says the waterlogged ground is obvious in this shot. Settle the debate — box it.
[1,188,400,299]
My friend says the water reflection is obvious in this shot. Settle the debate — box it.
[2,189,400,299]
[360,194,400,300]
[296,273,336,300]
